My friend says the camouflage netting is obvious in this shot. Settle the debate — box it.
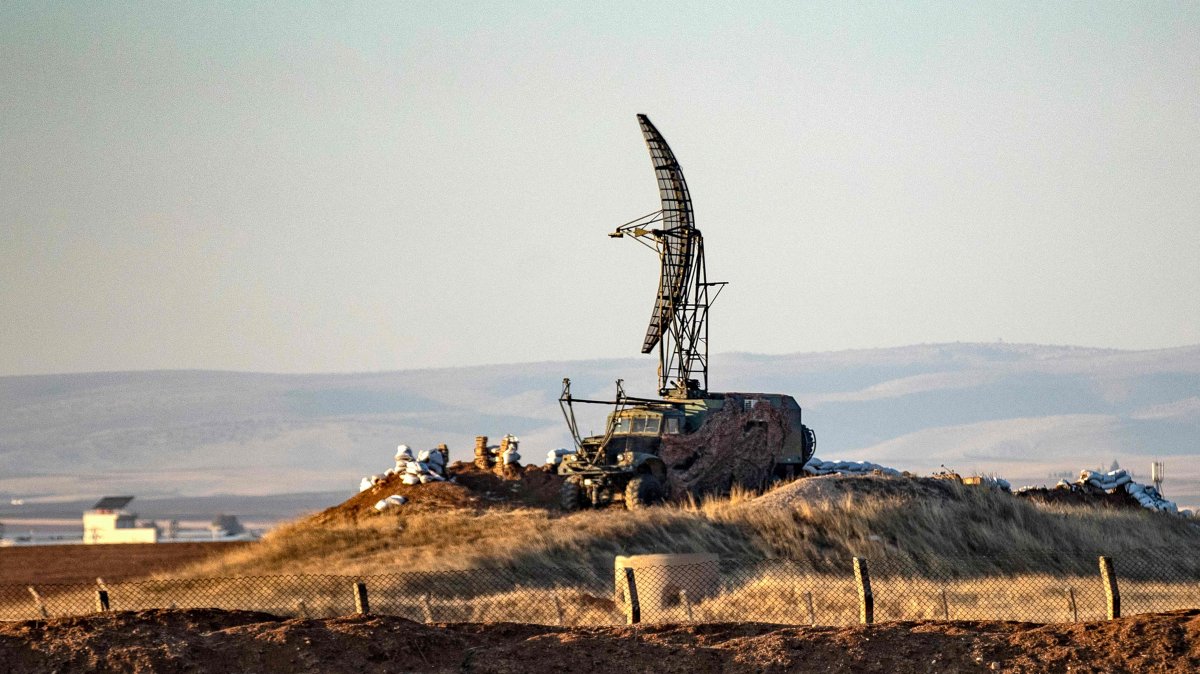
[659,394,791,498]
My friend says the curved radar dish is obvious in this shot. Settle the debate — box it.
[637,113,697,355]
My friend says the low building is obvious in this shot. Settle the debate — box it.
[83,496,158,544]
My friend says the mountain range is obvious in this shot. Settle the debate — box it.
[2,342,1197,508]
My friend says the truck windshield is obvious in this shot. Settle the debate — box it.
[664,417,681,434]
[613,417,632,434]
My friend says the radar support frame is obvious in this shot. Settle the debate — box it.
[609,115,726,398]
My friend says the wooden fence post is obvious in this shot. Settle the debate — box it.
[940,588,950,621]
[95,589,110,613]
[1099,556,1120,620]
[1067,586,1078,623]
[624,567,641,625]
[853,557,873,625]
[353,581,369,615]
[680,590,694,622]
[805,591,816,626]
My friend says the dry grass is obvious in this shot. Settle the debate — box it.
[170,475,1200,581]
[7,568,1198,626]
[6,475,1197,624]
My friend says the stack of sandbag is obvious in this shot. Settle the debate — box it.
[1078,468,1180,514]
[373,494,407,511]
[358,443,452,493]
[495,434,521,465]
[545,447,575,466]
[802,457,902,478]
[977,475,1012,491]
[1080,469,1132,491]
[1123,482,1178,514]
[394,445,449,485]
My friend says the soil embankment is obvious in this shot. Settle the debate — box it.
[0,543,249,585]
[1,608,1198,673]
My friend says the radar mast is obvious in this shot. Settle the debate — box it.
[610,114,726,398]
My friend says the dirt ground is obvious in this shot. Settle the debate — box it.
[0,542,249,585]
[1,608,1197,673]
[307,462,565,525]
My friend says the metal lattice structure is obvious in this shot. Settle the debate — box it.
[611,114,725,398]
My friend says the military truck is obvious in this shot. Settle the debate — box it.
[556,113,815,511]
[558,381,816,510]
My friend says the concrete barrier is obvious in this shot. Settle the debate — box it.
[614,553,719,623]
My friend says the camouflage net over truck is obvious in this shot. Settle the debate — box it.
[659,394,792,499]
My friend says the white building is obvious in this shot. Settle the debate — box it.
[83,496,158,544]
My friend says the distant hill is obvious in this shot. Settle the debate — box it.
[1,343,1197,507]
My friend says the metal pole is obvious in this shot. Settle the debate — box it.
[95,589,110,613]
[624,567,641,625]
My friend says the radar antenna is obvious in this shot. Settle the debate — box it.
[610,114,726,398]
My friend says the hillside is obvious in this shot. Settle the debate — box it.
[1,342,1198,507]
[173,473,1200,580]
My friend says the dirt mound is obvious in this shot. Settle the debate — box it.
[1015,483,1146,510]
[753,473,961,510]
[3,608,1198,673]
[307,463,564,525]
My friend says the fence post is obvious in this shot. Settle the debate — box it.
[95,589,110,613]
[1067,586,1078,623]
[624,567,641,625]
[553,591,565,626]
[853,557,873,625]
[940,588,950,621]
[353,581,369,615]
[421,593,434,623]
[27,587,48,619]
[805,591,816,626]
[1099,556,1120,620]
[680,590,694,622]
[296,600,309,619]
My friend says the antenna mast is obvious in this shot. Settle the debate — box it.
[610,115,726,399]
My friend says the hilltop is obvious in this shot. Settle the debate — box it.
[170,470,1200,580]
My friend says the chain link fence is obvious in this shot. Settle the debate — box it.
[3,550,1197,625]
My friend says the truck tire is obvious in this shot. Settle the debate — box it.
[561,477,584,511]
[625,474,664,510]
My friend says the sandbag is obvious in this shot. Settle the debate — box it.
[359,477,373,492]
[395,444,414,460]
[401,474,420,485]
[374,494,408,511]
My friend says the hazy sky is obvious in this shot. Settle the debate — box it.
[2,2,1198,376]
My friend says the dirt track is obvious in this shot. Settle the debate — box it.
[2,608,1198,673]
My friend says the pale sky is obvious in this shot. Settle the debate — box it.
[2,2,1198,376]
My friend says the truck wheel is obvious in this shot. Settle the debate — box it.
[561,477,584,511]
[625,474,664,510]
